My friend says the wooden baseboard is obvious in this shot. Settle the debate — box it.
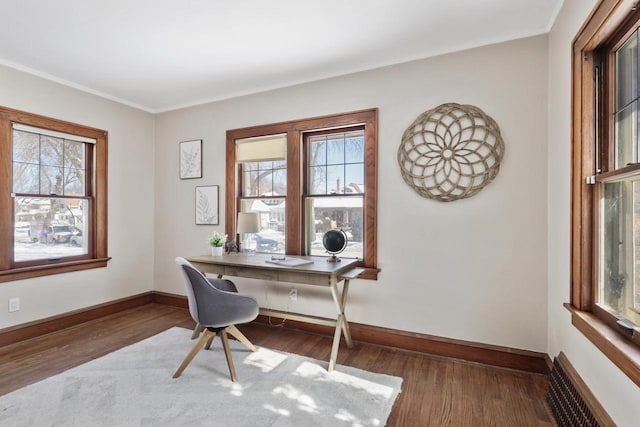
[155,291,550,374]
[152,290,189,309]
[255,314,550,374]
[0,291,550,374]
[0,292,153,348]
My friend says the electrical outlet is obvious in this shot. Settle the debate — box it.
[289,288,297,301]
[8,297,20,312]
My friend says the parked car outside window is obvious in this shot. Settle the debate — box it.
[70,229,83,247]
[253,234,278,250]
[41,225,82,244]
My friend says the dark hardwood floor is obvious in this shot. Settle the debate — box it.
[0,304,554,426]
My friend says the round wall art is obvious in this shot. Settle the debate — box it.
[397,103,505,202]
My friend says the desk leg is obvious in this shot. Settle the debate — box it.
[330,280,353,347]
[340,280,353,348]
[329,314,345,372]
[328,280,353,371]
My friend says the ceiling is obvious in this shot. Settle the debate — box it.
[0,0,563,113]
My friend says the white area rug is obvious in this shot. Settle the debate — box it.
[0,327,402,426]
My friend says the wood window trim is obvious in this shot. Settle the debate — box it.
[226,109,379,279]
[0,106,110,283]
[565,304,640,386]
[571,0,640,386]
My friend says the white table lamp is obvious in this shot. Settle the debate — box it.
[237,212,260,252]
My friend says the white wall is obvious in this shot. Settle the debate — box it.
[547,1,640,425]
[0,65,156,329]
[154,35,549,352]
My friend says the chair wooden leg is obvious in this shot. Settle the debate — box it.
[220,329,237,382]
[173,330,214,378]
[204,334,215,350]
[226,325,257,352]
[191,323,205,339]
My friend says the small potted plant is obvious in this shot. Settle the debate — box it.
[208,231,227,256]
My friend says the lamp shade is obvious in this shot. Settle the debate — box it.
[237,212,260,233]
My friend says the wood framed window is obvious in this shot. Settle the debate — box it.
[571,0,640,386]
[304,127,366,259]
[226,109,379,279]
[0,106,110,282]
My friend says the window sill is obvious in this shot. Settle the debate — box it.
[565,303,640,387]
[0,257,111,283]
[359,266,380,280]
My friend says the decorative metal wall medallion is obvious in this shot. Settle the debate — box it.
[397,103,505,202]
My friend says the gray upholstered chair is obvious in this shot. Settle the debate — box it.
[173,257,259,382]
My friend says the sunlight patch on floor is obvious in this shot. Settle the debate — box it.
[294,361,395,399]
[272,383,318,414]
[335,407,381,426]
[263,403,291,417]
[228,381,245,397]
[243,347,288,372]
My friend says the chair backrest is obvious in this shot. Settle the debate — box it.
[175,257,202,322]
[174,257,259,328]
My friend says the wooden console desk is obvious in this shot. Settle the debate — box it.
[186,254,363,371]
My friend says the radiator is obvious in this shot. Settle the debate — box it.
[546,352,614,427]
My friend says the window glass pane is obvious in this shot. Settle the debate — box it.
[306,196,363,259]
[273,160,286,169]
[63,140,86,195]
[63,168,85,196]
[13,163,39,193]
[243,170,259,196]
[242,161,286,197]
[40,165,64,195]
[327,165,344,193]
[616,32,638,110]
[260,170,274,194]
[307,130,365,196]
[600,180,640,324]
[345,132,364,163]
[244,162,258,172]
[272,169,287,195]
[309,166,327,194]
[40,136,63,167]
[345,164,364,192]
[258,160,273,170]
[239,198,285,254]
[309,139,326,166]
[12,130,39,164]
[13,131,87,196]
[326,135,345,165]
[14,197,88,262]
[615,101,637,168]
[64,140,85,169]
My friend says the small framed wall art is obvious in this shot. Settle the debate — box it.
[179,139,202,179]
[195,185,219,225]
